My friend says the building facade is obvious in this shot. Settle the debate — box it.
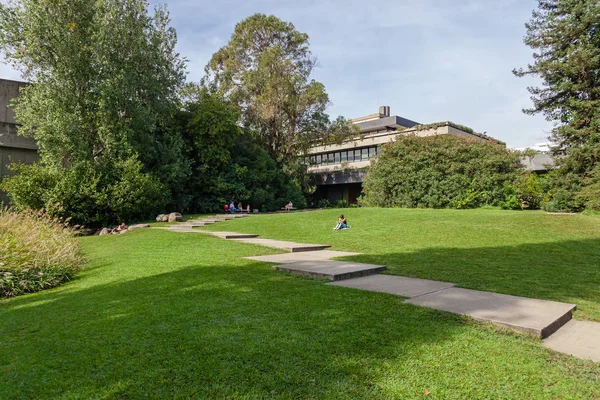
[308,106,500,204]
[0,78,38,204]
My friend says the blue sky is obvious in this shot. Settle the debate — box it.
[0,0,552,148]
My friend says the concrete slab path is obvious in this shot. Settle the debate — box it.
[543,320,600,362]
[329,275,454,298]
[405,287,576,338]
[246,250,360,264]
[196,231,260,239]
[231,238,331,252]
[275,260,386,281]
[163,216,596,362]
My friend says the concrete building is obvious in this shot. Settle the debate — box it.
[308,106,502,204]
[0,78,38,203]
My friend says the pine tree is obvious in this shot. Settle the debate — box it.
[514,0,600,209]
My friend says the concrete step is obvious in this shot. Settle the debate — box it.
[543,320,600,362]
[405,287,576,338]
[246,250,360,264]
[328,275,454,298]
[274,260,386,281]
[230,238,331,252]
[202,231,259,239]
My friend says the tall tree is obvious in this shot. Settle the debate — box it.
[514,0,600,209]
[0,0,187,223]
[204,14,356,166]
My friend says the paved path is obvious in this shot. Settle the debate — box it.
[166,215,598,362]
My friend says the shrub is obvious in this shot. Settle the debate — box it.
[0,208,84,297]
[361,135,523,209]
[516,172,544,209]
[317,199,332,208]
[2,158,167,226]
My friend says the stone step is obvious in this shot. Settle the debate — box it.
[246,250,360,264]
[203,231,259,239]
[230,238,331,252]
[274,260,386,281]
[405,287,576,338]
[328,275,454,298]
[543,320,600,362]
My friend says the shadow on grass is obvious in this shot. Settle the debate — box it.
[348,238,600,321]
[1,260,469,399]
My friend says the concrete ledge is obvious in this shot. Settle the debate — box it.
[405,287,576,338]
[543,320,600,362]
[206,231,259,239]
[246,250,360,264]
[230,238,331,252]
[328,275,454,298]
[274,260,385,281]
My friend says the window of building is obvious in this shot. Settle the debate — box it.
[369,147,377,159]
[334,152,341,163]
[341,151,347,162]
[361,148,369,160]
[354,149,361,160]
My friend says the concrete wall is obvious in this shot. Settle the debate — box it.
[0,78,38,204]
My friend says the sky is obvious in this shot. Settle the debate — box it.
[0,0,554,148]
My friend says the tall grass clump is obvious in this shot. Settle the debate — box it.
[0,208,83,297]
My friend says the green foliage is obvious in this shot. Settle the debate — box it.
[2,158,166,225]
[317,199,331,208]
[576,166,600,211]
[0,208,83,297]
[204,13,357,165]
[361,135,524,209]
[514,0,600,210]
[178,89,305,213]
[0,0,186,223]
[540,171,585,212]
[516,172,545,209]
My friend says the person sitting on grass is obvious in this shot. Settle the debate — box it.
[333,214,350,231]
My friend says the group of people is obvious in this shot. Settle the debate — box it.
[224,202,250,214]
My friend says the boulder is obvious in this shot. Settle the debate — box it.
[168,212,183,222]
[156,214,168,222]
[99,228,110,236]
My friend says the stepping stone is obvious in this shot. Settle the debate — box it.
[200,231,259,239]
[405,287,576,338]
[246,250,360,263]
[178,222,206,227]
[231,238,330,252]
[543,320,600,362]
[328,275,454,298]
[274,260,385,281]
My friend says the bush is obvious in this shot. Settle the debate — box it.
[2,158,167,226]
[361,135,524,209]
[540,171,584,212]
[317,199,332,208]
[0,208,83,297]
[516,172,544,209]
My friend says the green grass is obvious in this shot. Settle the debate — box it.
[1,209,599,398]
[205,208,600,321]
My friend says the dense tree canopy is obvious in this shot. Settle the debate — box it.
[514,0,600,210]
[204,13,356,166]
[0,0,187,224]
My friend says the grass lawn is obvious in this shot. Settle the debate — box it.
[1,209,599,399]
[207,208,600,322]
